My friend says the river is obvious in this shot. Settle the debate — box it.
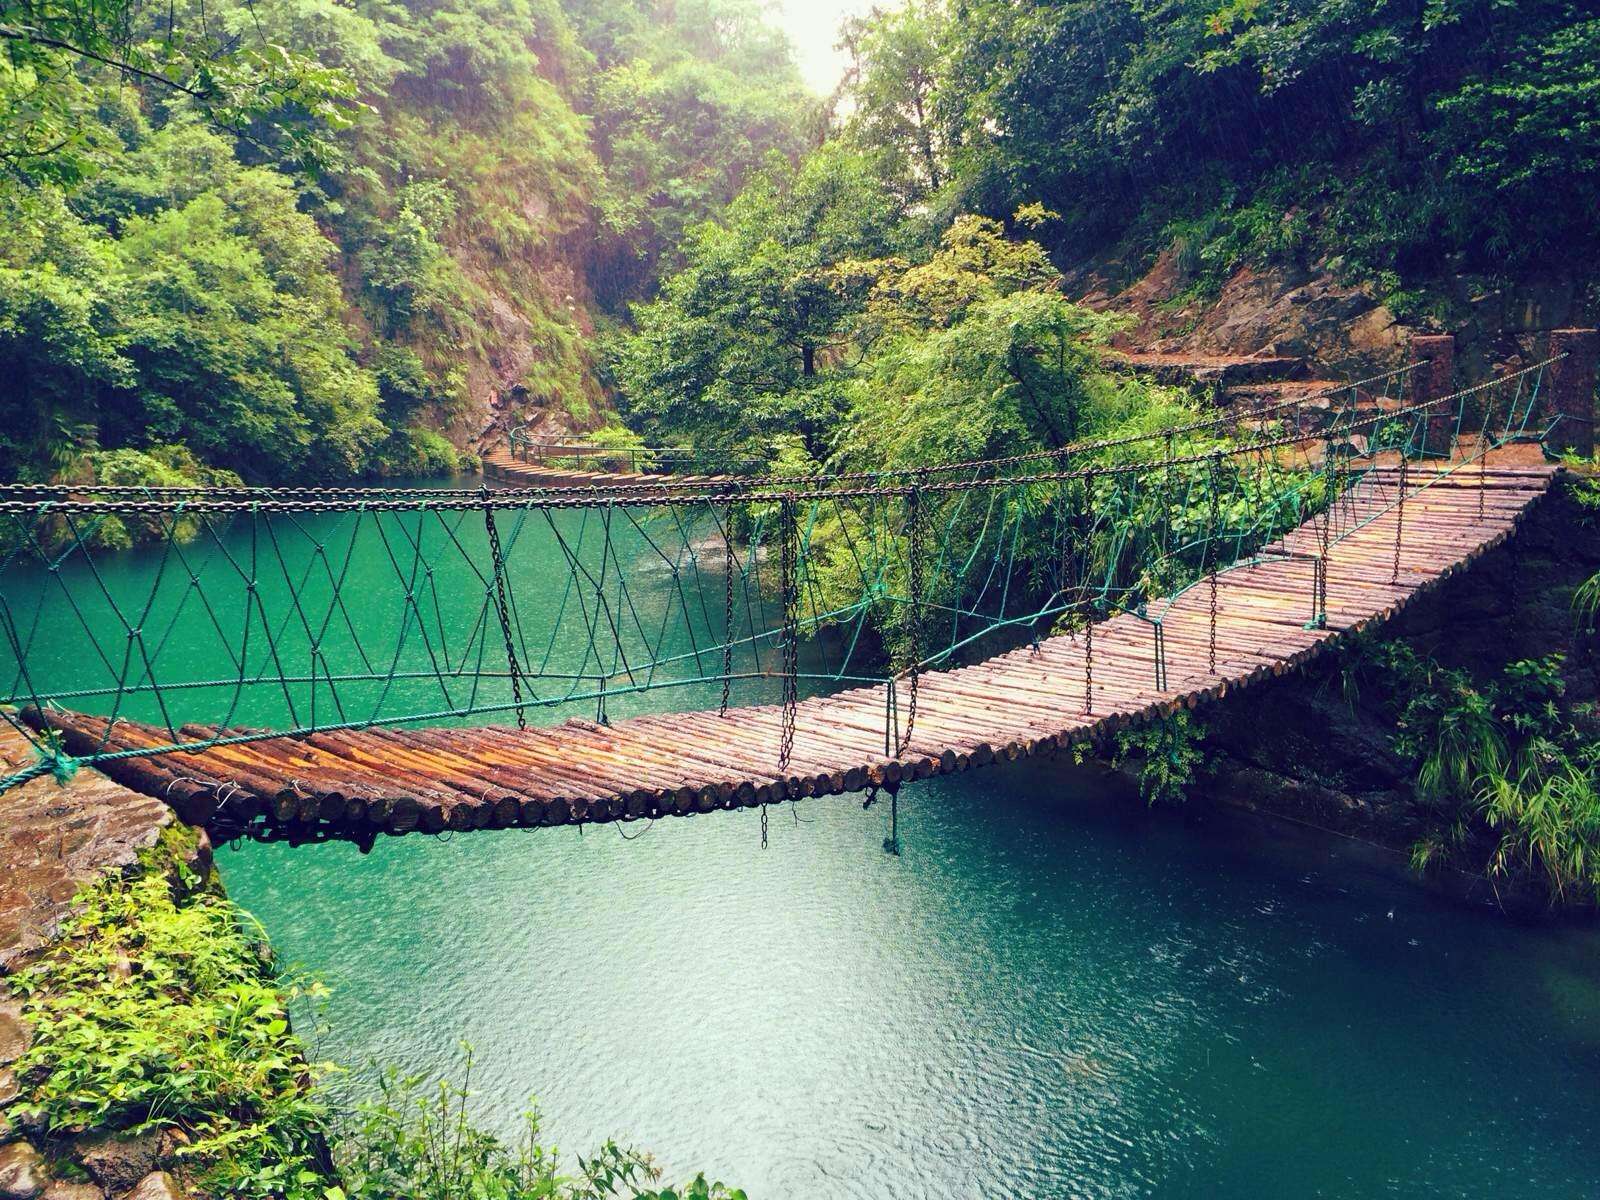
[7,484,1600,1197]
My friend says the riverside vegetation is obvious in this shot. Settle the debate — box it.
[7,828,744,1199]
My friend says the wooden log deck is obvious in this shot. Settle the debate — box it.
[25,463,1561,841]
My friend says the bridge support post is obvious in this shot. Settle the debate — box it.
[1547,329,1598,459]
[1410,333,1455,457]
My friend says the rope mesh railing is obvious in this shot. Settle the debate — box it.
[0,356,1564,802]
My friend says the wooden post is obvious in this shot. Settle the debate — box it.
[1410,333,1455,457]
[1547,329,1598,458]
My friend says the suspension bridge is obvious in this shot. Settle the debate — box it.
[2,332,1594,850]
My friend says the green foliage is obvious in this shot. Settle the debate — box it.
[614,144,904,455]
[1353,640,1600,906]
[0,119,386,484]
[833,213,1139,468]
[0,0,360,183]
[1112,711,1208,807]
[357,181,463,332]
[335,1048,745,1200]
[10,827,338,1198]
[575,0,814,308]
[1,0,814,487]
[373,427,469,477]
[619,178,1307,657]
[77,444,244,547]
[1568,475,1600,637]
[836,0,1600,289]
[839,0,947,206]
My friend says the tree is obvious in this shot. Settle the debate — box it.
[834,209,1138,471]
[0,0,358,180]
[614,145,902,452]
[0,119,384,483]
[840,1,949,205]
[577,0,815,308]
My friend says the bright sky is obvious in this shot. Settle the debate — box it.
[773,0,880,94]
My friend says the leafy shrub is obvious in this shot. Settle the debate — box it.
[10,827,337,1198]
[1111,711,1208,807]
[1354,640,1600,905]
[373,427,466,478]
[334,1048,745,1200]
[79,445,245,548]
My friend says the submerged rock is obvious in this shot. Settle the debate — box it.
[41,1184,102,1200]
[118,1174,180,1200]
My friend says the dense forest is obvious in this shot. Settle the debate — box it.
[1,0,813,487]
[5,0,1596,488]
[617,0,1600,468]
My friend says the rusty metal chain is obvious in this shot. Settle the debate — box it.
[1391,455,1408,585]
[899,487,925,755]
[721,512,735,718]
[1083,471,1095,716]
[1208,454,1221,673]
[779,496,799,769]
[482,497,527,731]
[8,367,1518,520]
[1164,433,1175,554]
[9,362,1435,509]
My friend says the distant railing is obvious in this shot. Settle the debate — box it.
[0,345,1579,813]
[506,429,766,477]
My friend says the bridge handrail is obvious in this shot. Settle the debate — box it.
[0,358,1559,516]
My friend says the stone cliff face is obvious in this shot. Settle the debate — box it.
[1076,249,1406,376]
[1073,249,1595,387]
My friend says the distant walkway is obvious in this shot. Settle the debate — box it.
[27,462,1560,841]
[482,445,739,489]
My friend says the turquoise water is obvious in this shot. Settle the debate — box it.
[220,767,1600,1199]
[7,488,1600,1197]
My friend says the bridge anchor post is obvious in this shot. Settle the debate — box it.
[1410,333,1456,458]
[1548,329,1598,458]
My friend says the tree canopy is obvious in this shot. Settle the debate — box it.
[836,0,1600,288]
[0,0,814,484]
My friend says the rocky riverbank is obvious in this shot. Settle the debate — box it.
[0,728,327,1200]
